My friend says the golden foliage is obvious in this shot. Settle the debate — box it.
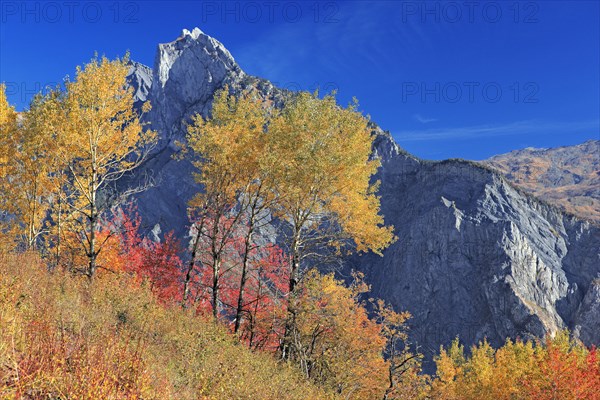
[266,92,395,255]
[46,55,156,276]
[186,88,272,210]
[294,270,389,399]
[0,84,18,249]
[186,89,395,257]
[430,333,600,400]
[0,84,17,178]
[0,91,62,250]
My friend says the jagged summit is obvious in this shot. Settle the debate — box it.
[148,28,245,149]
[155,27,240,90]
[180,27,203,40]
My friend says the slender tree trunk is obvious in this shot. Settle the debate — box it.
[88,168,98,280]
[210,208,224,319]
[88,203,96,279]
[182,221,203,308]
[28,176,38,249]
[212,256,220,319]
[249,278,261,348]
[281,230,301,360]
[234,212,256,334]
[55,192,62,268]
[383,365,395,400]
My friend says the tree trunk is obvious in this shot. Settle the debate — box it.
[55,192,62,268]
[212,256,220,319]
[234,217,255,334]
[88,169,98,280]
[281,232,301,360]
[182,223,202,308]
[88,203,97,279]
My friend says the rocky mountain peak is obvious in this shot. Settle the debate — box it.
[147,28,246,149]
[156,27,240,90]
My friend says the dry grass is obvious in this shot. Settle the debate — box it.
[0,252,332,400]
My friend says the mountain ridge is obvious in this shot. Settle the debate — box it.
[484,140,600,224]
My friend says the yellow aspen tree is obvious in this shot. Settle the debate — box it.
[0,87,58,250]
[11,93,57,249]
[36,88,78,268]
[265,92,396,360]
[0,84,18,249]
[0,84,17,177]
[52,55,156,278]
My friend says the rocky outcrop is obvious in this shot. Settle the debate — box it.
[574,280,600,344]
[126,61,152,109]
[126,28,600,368]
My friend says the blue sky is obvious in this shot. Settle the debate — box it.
[1,0,598,159]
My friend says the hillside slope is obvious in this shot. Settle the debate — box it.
[0,253,331,399]
[484,140,600,224]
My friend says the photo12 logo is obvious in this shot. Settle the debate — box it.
[4,81,59,105]
[401,81,540,104]
[1,1,140,24]
[199,1,340,24]
[400,1,539,23]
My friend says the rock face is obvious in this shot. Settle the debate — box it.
[348,153,599,368]
[484,141,600,224]
[127,28,600,367]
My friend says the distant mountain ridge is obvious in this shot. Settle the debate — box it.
[484,140,600,224]
[125,28,600,368]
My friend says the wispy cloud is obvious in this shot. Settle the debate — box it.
[413,114,437,124]
[233,2,417,83]
[396,120,600,142]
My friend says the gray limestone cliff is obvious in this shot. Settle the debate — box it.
[348,152,599,367]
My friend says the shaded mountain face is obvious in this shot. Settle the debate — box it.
[484,141,600,224]
[126,28,600,366]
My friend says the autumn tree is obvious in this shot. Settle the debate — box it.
[265,92,396,360]
[0,84,17,183]
[524,332,600,400]
[374,300,428,400]
[181,214,242,316]
[291,269,390,399]
[114,206,184,302]
[0,84,19,248]
[235,243,289,351]
[431,331,600,400]
[184,89,277,321]
[3,92,63,250]
[48,55,156,278]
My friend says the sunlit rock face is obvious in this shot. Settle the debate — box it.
[126,28,600,368]
[348,154,599,369]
